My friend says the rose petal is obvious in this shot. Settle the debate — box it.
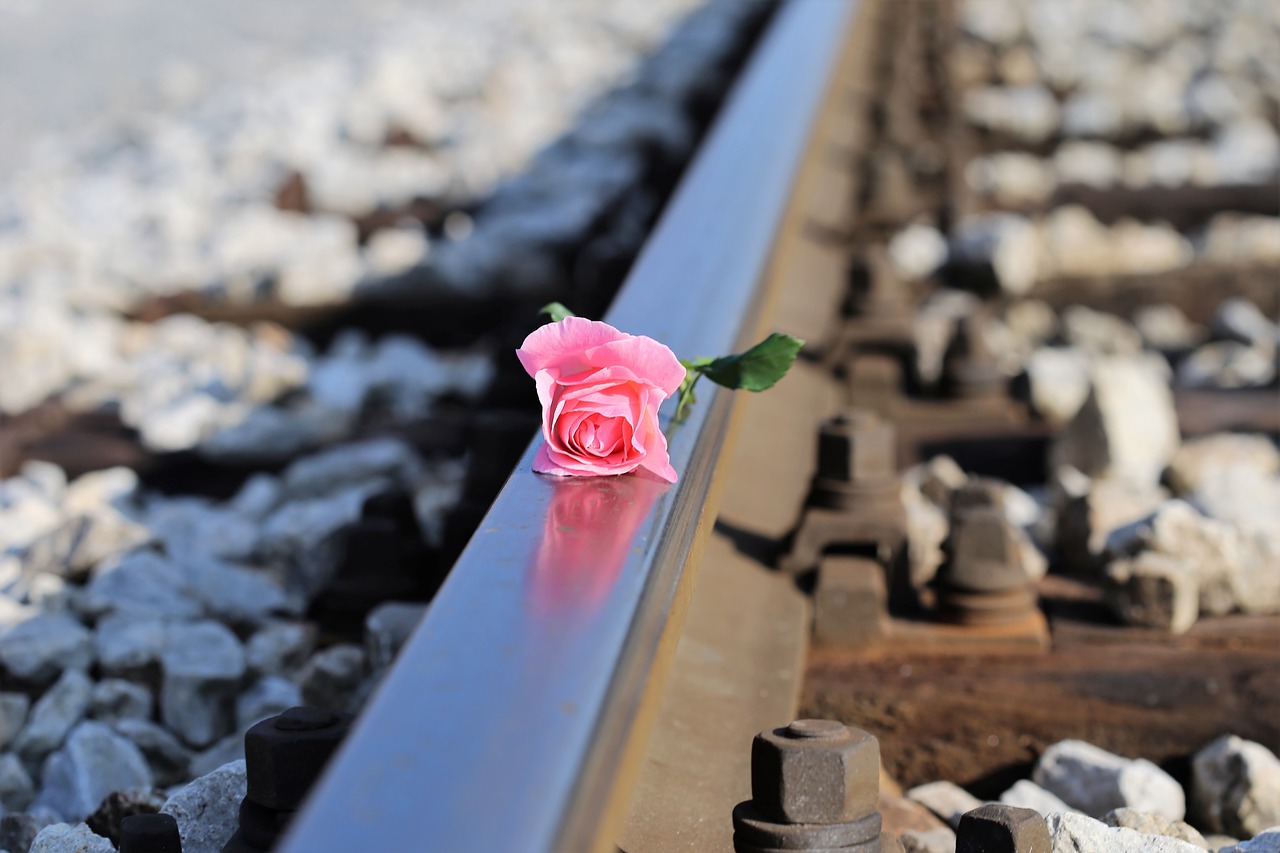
[592,416,625,455]
[539,441,640,477]
[517,317,629,378]
[566,386,641,425]
[585,335,686,397]
[635,408,678,483]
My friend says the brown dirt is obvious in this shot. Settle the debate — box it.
[800,575,1280,798]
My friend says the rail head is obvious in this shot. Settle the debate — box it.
[278,1,857,850]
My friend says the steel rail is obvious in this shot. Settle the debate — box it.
[277,1,857,850]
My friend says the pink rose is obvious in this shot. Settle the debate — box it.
[516,316,686,483]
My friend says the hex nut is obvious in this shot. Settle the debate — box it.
[956,803,1051,853]
[816,411,896,486]
[942,508,1027,593]
[751,720,881,825]
[244,706,351,811]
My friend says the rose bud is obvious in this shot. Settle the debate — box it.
[516,317,686,483]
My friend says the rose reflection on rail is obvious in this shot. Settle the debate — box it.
[526,471,669,620]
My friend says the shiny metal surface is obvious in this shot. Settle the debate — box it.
[277,1,856,850]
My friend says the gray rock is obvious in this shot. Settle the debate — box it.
[256,486,368,605]
[110,719,192,788]
[196,404,350,464]
[913,290,982,387]
[1104,808,1209,849]
[1051,357,1181,488]
[966,151,1055,207]
[80,551,202,621]
[88,680,152,724]
[1004,299,1059,350]
[964,85,1059,143]
[1211,299,1277,351]
[1191,470,1280,616]
[299,644,366,713]
[1054,140,1123,187]
[1220,831,1280,853]
[911,455,969,510]
[950,214,1040,297]
[1046,811,1205,852]
[1056,477,1170,574]
[0,754,35,812]
[1025,347,1092,425]
[228,474,282,520]
[146,500,258,564]
[184,558,291,626]
[159,622,246,748]
[1033,740,1186,821]
[1105,501,1244,618]
[1105,552,1201,634]
[12,670,92,771]
[35,721,152,821]
[57,509,154,577]
[906,780,983,830]
[0,614,93,684]
[364,602,426,671]
[888,223,949,282]
[1192,736,1280,839]
[84,788,168,849]
[1062,306,1144,358]
[64,469,138,514]
[160,759,246,853]
[281,437,423,499]
[1177,343,1276,390]
[244,622,314,678]
[1134,305,1205,353]
[902,488,949,589]
[28,822,115,853]
[1191,467,1280,538]
[900,826,956,853]
[0,600,35,635]
[94,616,167,679]
[1,811,57,853]
[188,734,245,780]
[1001,779,1076,816]
[0,695,29,751]
[235,677,301,730]
[19,462,67,506]
[1166,435,1280,497]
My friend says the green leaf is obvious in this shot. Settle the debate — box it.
[699,333,804,392]
[539,302,576,323]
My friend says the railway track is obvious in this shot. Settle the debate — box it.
[1,0,1278,851]
[278,0,1280,850]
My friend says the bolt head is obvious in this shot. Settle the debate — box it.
[957,803,1051,853]
[943,508,1027,593]
[245,706,350,811]
[817,411,895,485]
[751,720,880,824]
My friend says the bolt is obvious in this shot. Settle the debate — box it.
[751,720,881,825]
[812,410,898,511]
[119,814,181,853]
[944,508,1026,593]
[274,707,339,732]
[956,804,1051,853]
[935,508,1036,626]
[943,312,1004,400]
[847,245,908,320]
[787,719,849,740]
[244,706,351,813]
